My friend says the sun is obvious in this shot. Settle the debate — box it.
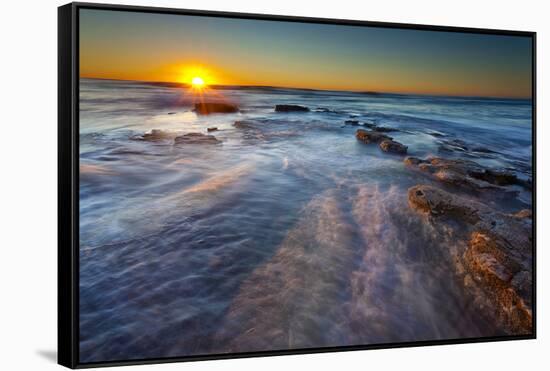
[191,76,205,87]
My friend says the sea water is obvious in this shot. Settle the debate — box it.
[78,78,532,362]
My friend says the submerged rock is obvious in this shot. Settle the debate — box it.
[372,126,398,133]
[315,107,341,113]
[436,138,502,159]
[233,120,257,130]
[408,185,532,334]
[275,104,310,112]
[379,139,408,154]
[404,156,529,193]
[471,169,527,187]
[174,132,221,145]
[134,129,174,141]
[194,102,238,114]
[362,122,377,129]
[345,119,360,126]
[440,139,469,152]
[213,190,357,351]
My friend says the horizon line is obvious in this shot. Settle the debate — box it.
[79,76,532,100]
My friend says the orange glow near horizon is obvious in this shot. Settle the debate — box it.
[175,65,218,86]
[79,9,532,99]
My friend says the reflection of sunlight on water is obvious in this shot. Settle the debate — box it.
[150,110,198,126]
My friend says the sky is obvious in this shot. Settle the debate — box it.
[79,9,533,98]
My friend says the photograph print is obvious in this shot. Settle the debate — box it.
[77,7,534,364]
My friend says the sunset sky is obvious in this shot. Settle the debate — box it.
[80,9,533,98]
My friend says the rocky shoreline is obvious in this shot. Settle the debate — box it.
[131,102,532,334]
[408,185,532,334]
[350,111,533,334]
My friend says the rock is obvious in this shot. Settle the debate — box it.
[362,122,377,129]
[355,129,392,144]
[233,120,256,129]
[344,120,361,126]
[174,133,221,145]
[408,185,532,334]
[437,139,470,154]
[315,107,340,113]
[404,156,528,193]
[134,129,173,141]
[513,209,532,219]
[372,126,398,133]
[356,129,407,155]
[194,102,238,114]
[472,147,498,154]
[470,169,521,187]
[379,139,408,154]
[444,139,468,151]
[275,104,310,112]
[167,112,176,115]
[207,127,218,132]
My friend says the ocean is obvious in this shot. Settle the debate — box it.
[78,78,532,362]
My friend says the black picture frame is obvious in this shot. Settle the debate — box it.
[58,2,537,368]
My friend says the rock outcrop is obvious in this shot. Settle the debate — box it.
[194,102,238,114]
[404,156,529,193]
[356,129,392,144]
[379,139,408,154]
[275,104,310,112]
[174,133,221,145]
[408,185,532,334]
[356,129,407,155]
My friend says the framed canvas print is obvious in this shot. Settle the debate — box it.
[58,2,536,368]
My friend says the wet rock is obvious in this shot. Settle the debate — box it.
[194,102,238,114]
[444,139,468,151]
[513,209,532,219]
[174,132,221,145]
[408,185,532,334]
[437,139,470,154]
[315,107,341,113]
[379,139,408,154]
[404,156,528,193]
[233,120,257,129]
[356,129,407,155]
[355,129,392,144]
[372,126,398,133]
[207,127,218,132]
[275,104,310,112]
[345,119,360,126]
[134,129,174,141]
[472,147,498,154]
[362,122,377,129]
[469,169,525,187]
